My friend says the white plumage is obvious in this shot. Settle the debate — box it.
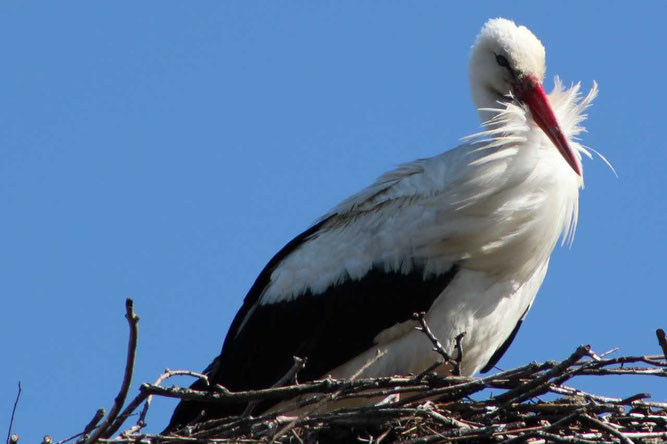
[262,79,596,377]
[167,17,599,429]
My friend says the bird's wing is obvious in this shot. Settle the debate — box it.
[199,148,500,406]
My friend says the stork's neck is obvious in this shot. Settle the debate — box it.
[470,83,513,127]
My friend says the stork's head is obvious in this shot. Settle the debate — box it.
[468,18,581,176]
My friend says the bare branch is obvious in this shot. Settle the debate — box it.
[5,381,21,444]
[413,312,453,362]
[84,299,140,443]
[243,356,306,417]
[656,329,667,361]
[494,345,591,405]
[105,368,209,438]
[579,413,634,444]
[413,312,466,375]
[82,408,105,436]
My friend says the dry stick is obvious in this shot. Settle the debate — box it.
[452,332,466,375]
[582,354,667,368]
[273,356,307,387]
[494,345,591,405]
[390,362,551,408]
[269,349,386,443]
[84,299,140,444]
[413,312,466,375]
[82,409,106,435]
[54,409,107,444]
[579,413,634,444]
[5,381,21,444]
[531,431,601,444]
[416,360,444,380]
[499,408,587,444]
[619,393,651,404]
[242,356,306,417]
[106,369,209,437]
[153,361,545,411]
[656,329,667,361]
[413,312,452,360]
[549,384,667,410]
[574,367,667,377]
[141,372,453,406]
[401,419,528,444]
[101,392,147,439]
[138,370,208,429]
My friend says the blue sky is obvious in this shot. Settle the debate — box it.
[1,2,666,440]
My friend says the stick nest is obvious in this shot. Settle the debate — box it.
[14,301,667,444]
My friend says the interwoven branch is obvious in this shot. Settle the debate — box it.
[30,300,667,444]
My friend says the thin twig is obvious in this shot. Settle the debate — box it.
[656,329,667,361]
[106,368,209,437]
[494,345,591,405]
[579,413,634,444]
[82,408,105,436]
[84,299,140,443]
[6,382,21,444]
[452,332,467,376]
[270,349,386,442]
[413,312,454,363]
[416,360,444,380]
[243,356,306,417]
[413,312,466,375]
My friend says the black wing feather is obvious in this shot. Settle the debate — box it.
[166,220,458,430]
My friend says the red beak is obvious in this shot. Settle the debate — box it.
[516,75,581,176]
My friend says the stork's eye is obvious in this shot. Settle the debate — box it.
[495,54,510,69]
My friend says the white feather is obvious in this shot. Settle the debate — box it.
[261,78,596,305]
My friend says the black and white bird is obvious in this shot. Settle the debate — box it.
[167,17,598,430]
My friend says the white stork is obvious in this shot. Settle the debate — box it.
[167,17,598,429]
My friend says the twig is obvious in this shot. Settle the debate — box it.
[270,349,386,442]
[141,372,447,406]
[243,356,306,416]
[106,368,209,437]
[413,312,466,375]
[619,393,651,405]
[156,369,210,387]
[413,312,453,362]
[452,332,466,376]
[579,413,634,444]
[6,381,21,444]
[84,299,140,443]
[56,409,105,444]
[416,360,444,380]
[656,329,667,361]
[494,345,591,405]
[275,356,307,387]
[82,409,105,436]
